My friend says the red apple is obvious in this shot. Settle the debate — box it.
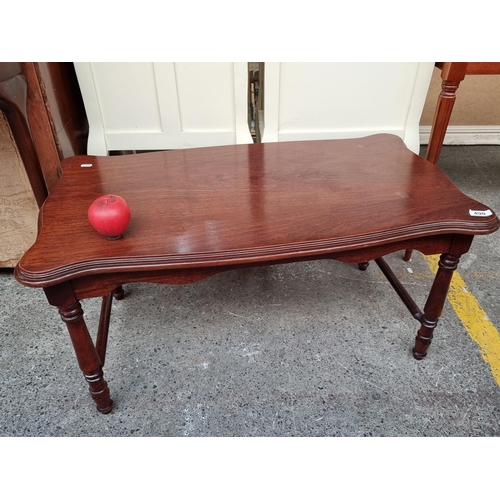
[88,195,131,240]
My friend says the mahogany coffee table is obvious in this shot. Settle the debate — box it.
[14,134,499,413]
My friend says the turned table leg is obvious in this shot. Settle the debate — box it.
[403,249,413,262]
[413,253,460,360]
[44,283,113,413]
[58,301,113,413]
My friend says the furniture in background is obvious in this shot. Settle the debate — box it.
[425,62,500,165]
[260,62,434,154]
[74,62,253,155]
[14,134,499,413]
[74,63,434,156]
[0,63,88,267]
[0,62,88,199]
[0,63,48,207]
[404,62,500,263]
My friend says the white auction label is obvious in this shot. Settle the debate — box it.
[469,209,493,217]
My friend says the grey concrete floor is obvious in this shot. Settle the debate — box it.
[1,145,499,437]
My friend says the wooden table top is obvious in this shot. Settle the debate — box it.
[15,134,499,287]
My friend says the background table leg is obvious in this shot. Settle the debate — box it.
[113,285,125,300]
[413,253,460,360]
[96,292,114,367]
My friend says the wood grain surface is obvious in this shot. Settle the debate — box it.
[15,134,499,287]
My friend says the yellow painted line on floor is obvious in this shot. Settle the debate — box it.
[424,254,500,386]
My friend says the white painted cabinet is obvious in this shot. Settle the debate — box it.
[261,62,434,153]
[75,62,433,156]
[74,62,253,155]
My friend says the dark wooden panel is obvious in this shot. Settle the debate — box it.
[15,134,499,287]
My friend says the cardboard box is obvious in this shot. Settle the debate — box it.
[0,112,38,267]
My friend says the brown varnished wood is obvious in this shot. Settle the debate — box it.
[456,62,500,75]
[67,233,461,300]
[426,62,500,166]
[95,286,128,366]
[43,281,113,413]
[375,257,423,321]
[32,63,88,159]
[0,66,48,207]
[381,234,473,332]
[0,62,88,212]
[15,134,498,288]
[13,134,499,413]
[112,285,125,300]
[405,62,500,262]
[426,63,469,166]
[25,62,89,191]
[22,62,62,193]
[413,253,461,359]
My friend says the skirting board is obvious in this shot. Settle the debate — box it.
[420,126,500,146]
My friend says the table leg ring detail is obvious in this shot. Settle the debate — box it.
[84,371,113,414]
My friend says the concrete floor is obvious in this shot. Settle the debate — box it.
[1,145,499,437]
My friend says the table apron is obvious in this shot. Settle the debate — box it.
[65,233,474,301]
